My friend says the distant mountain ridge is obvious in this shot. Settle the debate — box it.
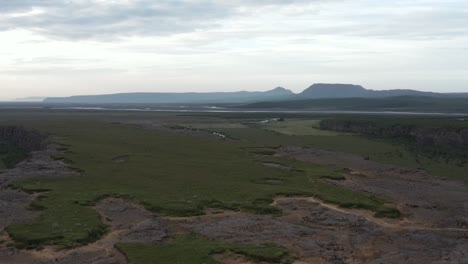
[44,87,294,104]
[43,83,468,104]
[299,83,468,99]
[14,97,46,102]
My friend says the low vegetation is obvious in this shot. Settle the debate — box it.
[2,115,398,248]
[241,96,468,113]
[320,116,468,170]
[258,119,343,136]
[1,110,465,260]
[116,234,293,264]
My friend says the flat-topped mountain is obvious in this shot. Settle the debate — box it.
[299,83,467,99]
[14,97,46,102]
[300,84,369,98]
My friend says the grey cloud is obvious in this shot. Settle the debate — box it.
[0,0,56,12]
[13,56,103,64]
[0,0,467,42]
[0,66,125,75]
[0,0,228,39]
[0,0,311,40]
[342,7,468,40]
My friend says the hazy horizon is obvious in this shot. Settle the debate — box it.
[1,0,468,100]
[8,84,465,102]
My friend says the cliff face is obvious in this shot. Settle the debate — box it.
[0,126,46,168]
[0,126,46,152]
[320,120,468,150]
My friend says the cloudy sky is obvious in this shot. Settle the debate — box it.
[1,0,467,100]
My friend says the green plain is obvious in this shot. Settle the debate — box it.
[116,234,292,264]
[0,110,465,258]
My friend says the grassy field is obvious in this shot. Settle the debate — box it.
[241,96,468,113]
[116,234,292,264]
[0,109,466,258]
[258,119,343,136]
[3,115,396,249]
[181,123,248,130]
[211,125,468,182]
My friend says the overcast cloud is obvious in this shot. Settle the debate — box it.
[0,0,467,100]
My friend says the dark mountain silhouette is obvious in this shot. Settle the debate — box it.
[43,83,468,104]
[299,84,369,98]
[14,97,46,102]
[299,83,467,99]
[239,84,468,112]
[44,87,294,104]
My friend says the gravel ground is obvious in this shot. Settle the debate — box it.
[277,146,468,230]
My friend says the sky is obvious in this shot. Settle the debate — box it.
[0,0,467,100]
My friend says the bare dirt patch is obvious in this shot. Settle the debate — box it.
[2,194,467,263]
[276,146,468,230]
[177,198,468,263]
[96,198,169,245]
[111,155,130,163]
[262,162,300,172]
[0,190,38,232]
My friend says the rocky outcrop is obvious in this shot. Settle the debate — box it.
[0,126,46,168]
[0,126,46,153]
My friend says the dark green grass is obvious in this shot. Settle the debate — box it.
[116,234,293,264]
[320,115,468,129]
[6,207,107,249]
[255,156,397,217]
[319,116,468,162]
[2,110,463,252]
[216,125,468,182]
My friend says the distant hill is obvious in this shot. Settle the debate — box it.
[299,84,369,98]
[44,87,294,104]
[43,83,468,104]
[14,97,46,102]
[299,83,468,99]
